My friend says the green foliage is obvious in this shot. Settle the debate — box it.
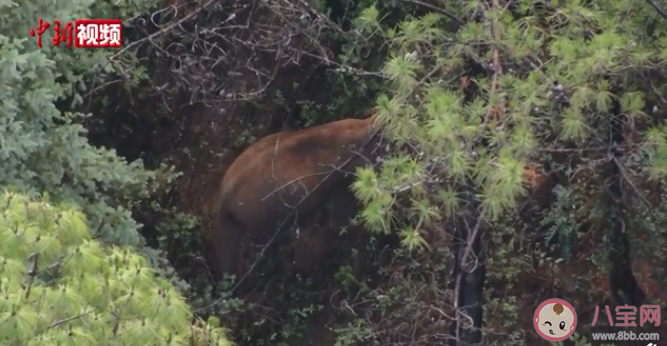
[0,0,169,248]
[333,319,372,346]
[342,0,667,343]
[0,191,232,345]
[539,185,583,262]
[0,0,195,304]
[350,0,667,265]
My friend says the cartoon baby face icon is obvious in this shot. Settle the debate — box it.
[533,298,577,341]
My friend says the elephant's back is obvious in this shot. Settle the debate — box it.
[217,131,307,220]
[216,117,375,223]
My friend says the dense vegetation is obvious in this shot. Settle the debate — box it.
[2,0,667,344]
[0,191,230,345]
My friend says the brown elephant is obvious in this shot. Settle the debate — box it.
[210,115,383,281]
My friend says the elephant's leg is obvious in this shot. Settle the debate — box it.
[213,210,244,282]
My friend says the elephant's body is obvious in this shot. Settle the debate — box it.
[211,116,381,278]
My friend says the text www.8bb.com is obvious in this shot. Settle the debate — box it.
[592,331,659,341]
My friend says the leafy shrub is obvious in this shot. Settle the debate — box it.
[0,191,232,345]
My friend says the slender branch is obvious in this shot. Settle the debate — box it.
[645,0,667,20]
[46,310,93,329]
[110,0,218,61]
[460,206,486,274]
[401,0,464,25]
[538,144,625,153]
